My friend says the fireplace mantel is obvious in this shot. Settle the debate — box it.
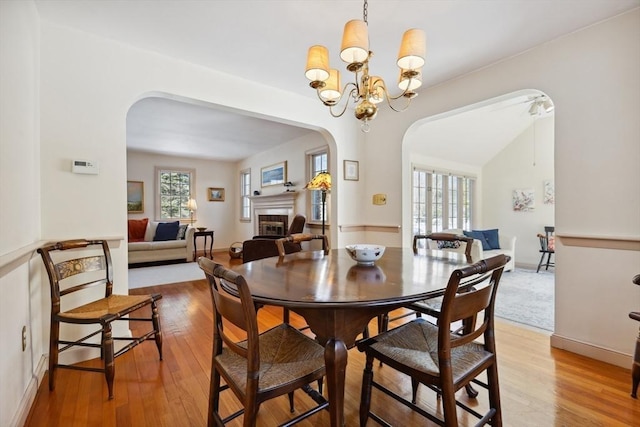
[249,192,298,205]
[250,192,299,235]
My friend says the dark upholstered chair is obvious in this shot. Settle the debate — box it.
[38,239,162,399]
[536,226,555,273]
[242,214,306,262]
[358,254,509,427]
[630,274,640,398]
[198,257,328,426]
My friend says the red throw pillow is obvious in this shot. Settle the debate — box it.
[128,218,148,241]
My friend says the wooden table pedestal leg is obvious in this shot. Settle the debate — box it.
[325,338,348,427]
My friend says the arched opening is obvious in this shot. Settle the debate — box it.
[402,89,555,331]
[124,92,339,286]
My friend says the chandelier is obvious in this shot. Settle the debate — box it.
[304,0,426,132]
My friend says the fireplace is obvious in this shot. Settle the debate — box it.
[249,192,299,236]
[258,215,288,236]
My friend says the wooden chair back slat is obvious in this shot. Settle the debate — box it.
[413,233,474,261]
[275,233,329,257]
[198,257,259,370]
[438,254,508,353]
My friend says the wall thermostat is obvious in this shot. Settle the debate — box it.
[72,159,99,174]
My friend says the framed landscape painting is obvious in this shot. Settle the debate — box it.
[208,187,225,201]
[127,181,144,213]
[261,161,287,187]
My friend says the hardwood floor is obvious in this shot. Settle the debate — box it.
[25,256,639,426]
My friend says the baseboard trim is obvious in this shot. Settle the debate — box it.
[11,355,47,427]
[550,333,632,368]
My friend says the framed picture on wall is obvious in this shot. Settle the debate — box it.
[261,161,287,187]
[127,181,144,213]
[208,187,225,201]
[344,160,359,181]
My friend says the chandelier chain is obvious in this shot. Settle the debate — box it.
[363,0,368,25]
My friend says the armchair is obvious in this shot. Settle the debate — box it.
[242,214,306,262]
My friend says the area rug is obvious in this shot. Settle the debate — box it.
[494,268,554,331]
[128,262,554,331]
[128,262,204,289]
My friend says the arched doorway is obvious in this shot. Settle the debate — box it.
[402,89,556,331]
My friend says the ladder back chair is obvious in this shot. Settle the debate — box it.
[358,254,510,427]
[37,239,162,399]
[198,257,328,426]
[536,226,555,273]
[630,274,640,398]
[379,233,476,334]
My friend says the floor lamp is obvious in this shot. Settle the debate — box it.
[304,172,331,247]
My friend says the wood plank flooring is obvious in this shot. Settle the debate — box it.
[25,256,640,426]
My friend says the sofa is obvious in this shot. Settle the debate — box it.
[127,218,195,265]
[426,228,516,271]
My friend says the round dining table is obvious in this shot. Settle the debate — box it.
[232,247,473,427]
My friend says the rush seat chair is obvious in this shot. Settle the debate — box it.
[198,257,328,426]
[357,254,509,426]
[38,239,162,399]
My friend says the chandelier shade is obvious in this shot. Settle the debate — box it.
[340,20,369,65]
[305,45,330,84]
[304,0,426,132]
[320,69,342,104]
[396,29,426,70]
[398,68,422,91]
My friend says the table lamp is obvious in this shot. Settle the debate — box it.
[186,198,198,226]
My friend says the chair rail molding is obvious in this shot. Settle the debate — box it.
[557,233,640,251]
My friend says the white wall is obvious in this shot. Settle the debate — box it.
[377,10,640,366]
[0,2,43,427]
[482,116,555,267]
[127,150,237,251]
[1,4,639,426]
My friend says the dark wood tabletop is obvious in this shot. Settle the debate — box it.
[232,247,473,427]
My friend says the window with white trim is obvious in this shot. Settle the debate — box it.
[156,167,195,221]
[412,168,475,237]
[240,168,251,221]
[308,150,329,224]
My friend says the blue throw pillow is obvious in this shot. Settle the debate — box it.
[463,230,491,251]
[154,221,180,241]
[479,229,501,250]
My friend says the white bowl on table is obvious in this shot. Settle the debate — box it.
[345,244,386,266]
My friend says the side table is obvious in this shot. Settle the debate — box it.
[193,230,214,259]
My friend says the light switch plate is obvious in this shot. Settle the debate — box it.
[373,194,387,205]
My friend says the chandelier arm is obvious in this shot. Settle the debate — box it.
[321,85,358,118]
[373,79,413,113]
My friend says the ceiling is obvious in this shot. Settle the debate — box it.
[35,0,639,164]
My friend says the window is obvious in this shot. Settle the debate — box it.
[240,168,251,221]
[308,150,329,224]
[156,167,195,221]
[412,167,475,237]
